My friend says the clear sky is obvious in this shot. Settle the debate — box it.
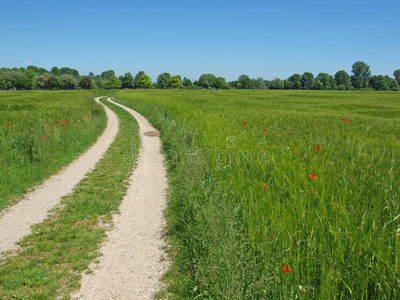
[1,0,399,81]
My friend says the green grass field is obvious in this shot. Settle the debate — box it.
[0,91,107,211]
[114,90,400,299]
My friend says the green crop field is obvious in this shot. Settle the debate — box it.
[113,89,400,299]
[0,90,107,211]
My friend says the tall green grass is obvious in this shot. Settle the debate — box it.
[114,90,400,299]
[0,91,107,211]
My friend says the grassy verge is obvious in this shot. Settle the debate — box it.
[0,91,107,212]
[113,93,273,299]
[114,89,400,299]
[0,98,140,299]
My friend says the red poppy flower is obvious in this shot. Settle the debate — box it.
[313,123,316,125]
[43,136,46,139]
[56,123,59,125]
[62,122,67,125]
[282,266,290,273]
[263,129,266,132]
[20,131,23,133]
[316,146,320,150]
[342,118,346,121]
[347,120,350,123]
[263,185,267,189]
[244,122,247,125]
[7,123,11,126]
[309,174,316,179]
[88,114,91,117]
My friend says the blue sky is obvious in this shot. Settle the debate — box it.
[1,0,399,81]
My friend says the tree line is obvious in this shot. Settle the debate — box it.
[0,62,399,91]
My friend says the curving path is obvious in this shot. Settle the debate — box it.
[0,97,119,256]
[74,98,168,299]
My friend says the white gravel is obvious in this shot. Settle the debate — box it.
[0,97,119,256]
[73,98,169,300]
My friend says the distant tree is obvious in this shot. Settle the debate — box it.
[49,76,64,90]
[238,75,251,89]
[105,76,122,89]
[95,79,105,89]
[60,67,73,76]
[101,70,116,82]
[0,77,9,90]
[182,77,192,87]
[121,72,135,89]
[388,77,399,91]
[134,71,152,88]
[301,72,314,89]
[88,72,95,79]
[335,70,351,90]
[255,77,266,89]
[198,74,216,89]
[369,75,389,91]
[169,76,183,88]
[210,77,226,90]
[51,66,60,77]
[351,61,371,89]
[287,73,302,89]
[79,76,93,89]
[269,78,284,89]
[157,72,170,89]
[328,75,337,90]
[316,73,331,89]
[394,69,400,85]
[15,70,36,90]
[60,74,77,90]
[313,79,324,90]
[0,70,23,89]
[36,72,53,89]
[27,65,48,76]
[284,80,295,90]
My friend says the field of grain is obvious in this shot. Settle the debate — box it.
[114,89,400,299]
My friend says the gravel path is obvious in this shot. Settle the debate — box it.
[0,97,119,257]
[74,98,168,300]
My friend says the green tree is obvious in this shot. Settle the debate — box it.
[27,65,48,76]
[316,73,331,89]
[0,77,10,90]
[88,72,95,79]
[255,77,266,89]
[287,73,302,89]
[15,70,36,90]
[60,74,77,90]
[51,66,60,77]
[134,71,152,88]
[369,75,389,91]
[238,75,251,89]
[284,80,295,90]
[157,72,170,89]
[301,72,314,89]
[210,77,226,90]
[36,73,53,89]
[79,76,93,89]
[269,78,284,89]
[335,70,351,90]
[105,76,122,89]
[394,69,400,85]
[351,61,371,89]
[49,76,64,90]
[182,77,192,87]
[198,74,216,89]
[121,72,135,89]
[313,79,324,90]
[101,70,116,82]
[168,76,183,88]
